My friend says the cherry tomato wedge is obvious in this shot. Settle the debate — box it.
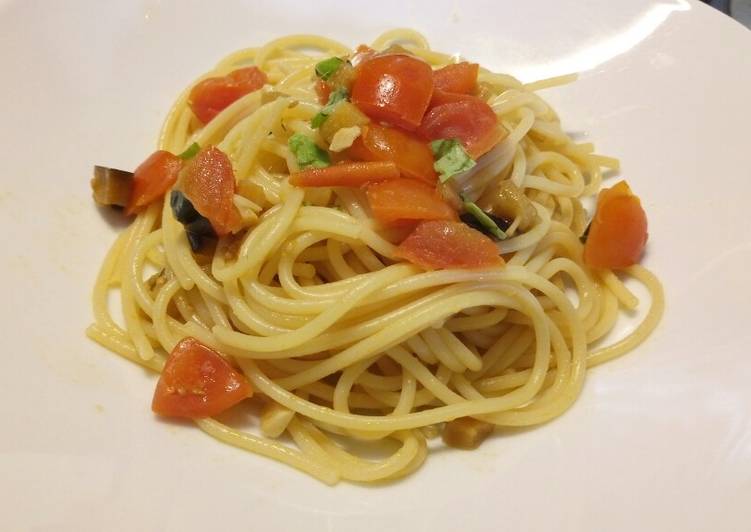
[179,146,242,236]
[351,54,434,131]
[152,337,252,419]
[125,150,182,216]
[428,89,476,109]
[189,66,267,124]
[597,179,635,207]
[289,161,399,187]
[418,97,504,159]
[583,181,648,269]
[366,178,456,225]
[348,124,437,185]
[351,44,376,66]
[395,220,504,270]
[433,62,479,94]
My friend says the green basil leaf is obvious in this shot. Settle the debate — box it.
[461,195,508,240]
[311,87,348,129]
[431,139,476,183]
[288,133,330,169]
[315,57,344,80]
[177,142,200,160]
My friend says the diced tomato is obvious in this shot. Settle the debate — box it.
[189,66,267,124]
[348,124,437,185]
[351,44,376,65]
[583,181,648,269]
[597,180,633,207]
[418,98,504,159]
[395,220,504,270]
[152,337,252,418]
[366,178,457,225]
[428,89,476,109]
[315,79,332,105]
[289,161,399,187]
[428,63,480,109]
[433,62,479,94]
[351,54,434,131]
[179,146,242,235]
[125,150,182,216]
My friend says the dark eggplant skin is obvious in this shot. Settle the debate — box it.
[459,212,512,241]
[170,190,216,252]
[91,166,134,208]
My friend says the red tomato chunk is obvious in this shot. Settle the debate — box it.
[125,150,182,215]
[418,98,504,159]
[290,161,400,187]
[348,124,437,185]
[152,337,252,419]
[189,66,267,124]
[583,181,648,269]
[395,220,505,270]
[432,62,479,94]
[179,146,242,236]
[366,179,456,225]
[351,54,434,131]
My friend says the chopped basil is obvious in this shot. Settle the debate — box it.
[310,114,326,129]
[460,195,509,240]
[177,142,200,160]
[288,133,330,169]
[311,88,348,129]
[431,139,476,183]
[170,190,216,251]
[315,57,344,80]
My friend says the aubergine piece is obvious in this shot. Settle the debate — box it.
[459,209,511,241]
[91,166,134,208]
[170,190,216,252]
[477,179,538,232]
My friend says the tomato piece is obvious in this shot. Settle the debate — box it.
[351,54,434,131]
[418,98,504,159]
[433,62,479,94]
[428,63,480,110]
[597,180,632,206]
[290,161,399,187]
[351,44,376,65]
[315,79,332,105]
[395,220,504,270]
[179,146,242,236]
[152,337,252,418]
[428,89,476,109]
[583,181,648,269]
[366,178,457,225]
[189,66,267,124]
[125,150,182,216]
[348,124,437,185]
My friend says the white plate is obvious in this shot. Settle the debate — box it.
[2,1,750,530]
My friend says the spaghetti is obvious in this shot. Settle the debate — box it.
[88,29,664,485]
